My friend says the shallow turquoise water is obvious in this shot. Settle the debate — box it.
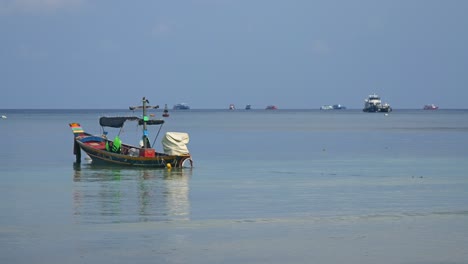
[1,109,467,263]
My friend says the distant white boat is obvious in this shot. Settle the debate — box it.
[332,104,346,110]
[1,115,7,119]
[423,104,439,110]
[320,104,346,110]
[363,93,392,113]
[320,105,333,110]
[173,103,190,110]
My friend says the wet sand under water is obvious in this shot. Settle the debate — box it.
[2,214,467,264]
[2,109,468,263]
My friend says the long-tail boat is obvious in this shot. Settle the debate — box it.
[69,97,192,168]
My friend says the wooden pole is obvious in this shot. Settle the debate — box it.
[142,97,148,148]
[74,140,81,163]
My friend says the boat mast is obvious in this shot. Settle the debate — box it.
[142,97,149,148]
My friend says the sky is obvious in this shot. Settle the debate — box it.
[1,0,467,109]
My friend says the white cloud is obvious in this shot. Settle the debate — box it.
[0,0,83,14]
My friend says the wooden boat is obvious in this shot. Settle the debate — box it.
[70,97,192,168]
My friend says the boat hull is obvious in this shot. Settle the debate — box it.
[363,105,392,113]
[78,142,191,168]
[76,140,192,168]
[74,137,192,168]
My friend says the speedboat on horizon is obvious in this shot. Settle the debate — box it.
[173,103,190,110]
[423,104,439,110]
[363,93,392,113]
[321,104,346,110]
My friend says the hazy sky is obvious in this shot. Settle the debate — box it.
[1,0,467,109]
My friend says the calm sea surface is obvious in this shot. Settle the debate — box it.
[1,109,467,263]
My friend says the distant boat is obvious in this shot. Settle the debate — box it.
[423,104,438,110]
[320,104,346,110]
[1,115,6,119]
[332,104,346,110]
[245,104,251,110]
[265,105,278,110]
[173,103,190,110]
[229,104,236,110]
[162,104,170,117]
[363,93,392,113]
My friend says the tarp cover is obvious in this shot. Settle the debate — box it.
[162,132,190,155]
[100,116,164,128]
[138,119,165,126]
[99,116,139,128]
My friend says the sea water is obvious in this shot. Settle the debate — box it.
[0,109,467,263]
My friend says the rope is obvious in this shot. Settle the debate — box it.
[152,123,164,148]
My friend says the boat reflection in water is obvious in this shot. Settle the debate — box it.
[73,164,192,224]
